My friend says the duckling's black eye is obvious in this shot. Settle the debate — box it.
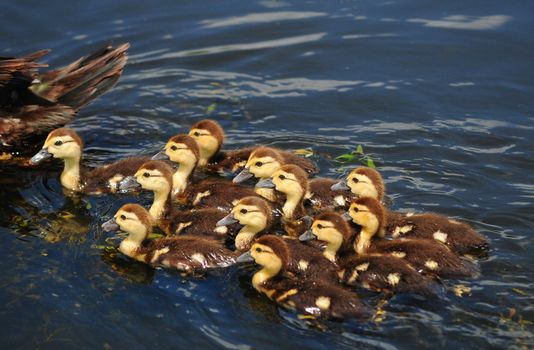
[240,208,248,214]
[255,247,262,253]
[255,161,263,167]
[170,145,177,151]
[143,172,150,178]
[278,174,286,180]
[317,224,323,229]
[193,131,200,137]
[352,178,359,183]
[54,140,63,146]
[353,207,359,213]
[120,215,126,220]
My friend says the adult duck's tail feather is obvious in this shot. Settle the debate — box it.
[31,43,129,109]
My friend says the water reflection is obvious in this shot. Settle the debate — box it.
[407,15,512,31]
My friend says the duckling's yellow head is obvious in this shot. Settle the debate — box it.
[348,197,385,237]
[267,164,308,198]
[31,128,83,164]
[188,119,224,166]
[163,134,199,167]
[135,160,173,193]
[114,203,153,238]
[310,212,352,246]
[232,196,272,230]
[245,147,284,179]
[346,167,384,201]
[250,235,290,272]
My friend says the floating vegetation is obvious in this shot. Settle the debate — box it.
[292,148,315,158]
[334,145,376,168]
[205,103,217,115]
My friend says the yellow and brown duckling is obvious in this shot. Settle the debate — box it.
[119,160,229,239]
[150,133,258,210]
[300,212,438,295]
[215,196,275,251]
[29,127,149,194]
[347,196,488,256]
[236,235,370,320]
[255,164,319,237]
[331,166,385,202]
[1,43,129,159]
[188,119,254,173]
[346,197,479,277]
[102,203,237,273]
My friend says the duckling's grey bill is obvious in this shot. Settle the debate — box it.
[118,176,141,192]
[255,177,275,188]
[233,168,253,183]
[102,217,120,231]
[331,180,350,191]
[30,148,52,165]
[236,250,254,263]
[151,150,170,161]
[299,230,317,242]
[216,212,238,226]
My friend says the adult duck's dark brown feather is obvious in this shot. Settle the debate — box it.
[0,43,129,157]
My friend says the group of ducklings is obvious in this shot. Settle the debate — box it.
[29,119,488,321]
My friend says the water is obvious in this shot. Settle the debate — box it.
[2,0,533,348]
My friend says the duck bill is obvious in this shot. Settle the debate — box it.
[331,179,350,191]
[341,212,352,221]
[102,217,120,232]
[236,250,254,263]
[216,212,238,226]
[255,177,275,189]
[151,150,170,161]
[30,148,52,165]
[118,176,141,193]
[232,168,253,183]
[299,230,317,242]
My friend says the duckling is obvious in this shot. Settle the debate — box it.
[299,212,438,295]
[150,133,258,210]
[236,235,369,320]
[348,196,488,256]
[118,160,229,239]
[330,166,385,202]
[255,164,315,236]
[346,197,479,277]
[29,127,149,193]
[216,196,336,280]
[102,203,237,273]
[233,147,330,206]
[215,196,275,251]
[188,119,254,172]
[1,43,129,159]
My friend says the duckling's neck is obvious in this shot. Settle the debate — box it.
[172,162,195,195]
[252,265,281,291]
[119,230,147,259]
[60,157,81,191]
[323,239,342,263]
[235,224,265,251]
[354,228,375,255]
[150,187,172,222]
[282,190,304,220]
[198,149,212,167]
[356,185,379,200]
[255,186,277,202]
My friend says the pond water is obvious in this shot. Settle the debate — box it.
[1,0,533,349]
